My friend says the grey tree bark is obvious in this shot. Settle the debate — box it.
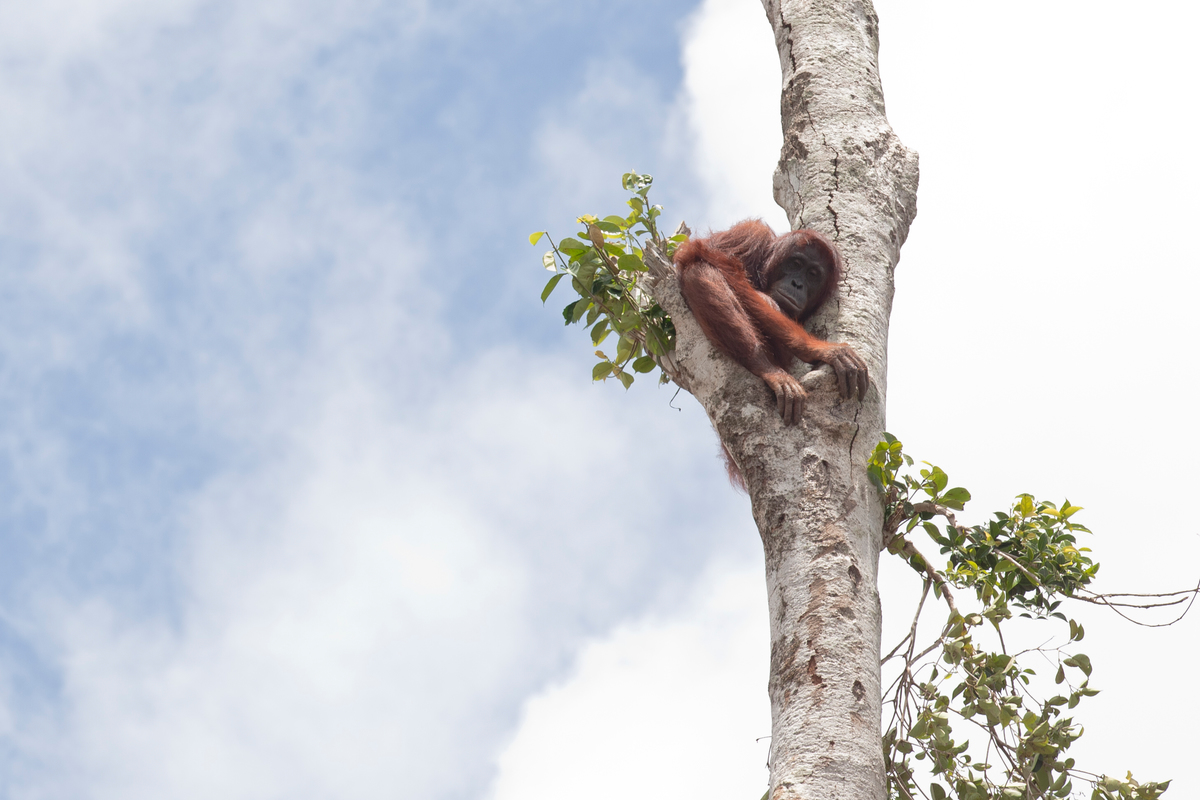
[645,2,918,798]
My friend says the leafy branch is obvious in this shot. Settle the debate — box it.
[871,433,1175,800]
[530,172,684,388]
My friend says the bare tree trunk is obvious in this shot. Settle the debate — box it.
[756,1,919,798]
[647,2,917,798]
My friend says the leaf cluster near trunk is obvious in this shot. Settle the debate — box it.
[531,172,682,388]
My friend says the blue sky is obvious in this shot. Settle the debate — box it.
[0,0,1197,798]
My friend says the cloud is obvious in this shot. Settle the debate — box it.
[0,0,744,796]
[488,562,770,800]
[486,2,786,797]
[524,0,787,249]
[32,428,530,799]
[676,0,787,231]
[3,319,743,799]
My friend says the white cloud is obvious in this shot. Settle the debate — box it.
[488,4,787,797]
[0,2,748,797]
[9,337,742,798]
[527,0,787,236]
[39,444,528,799]
[488,562,770,800]
[677,0,788,231]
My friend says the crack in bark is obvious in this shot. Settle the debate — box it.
[780,14,796,73]
[763,0,796,74]
[793,95,841,242]
[848,403,861,460]
[827,150,841,239]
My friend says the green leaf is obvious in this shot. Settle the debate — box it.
[558,237,588,255]
[576,259,599,286]
[942,487,971,509]
[928,466,949,493]
[930,784,947,800]
[592,361,613,381]
[617,253,646,272]
[616,335,634,363]
[645,323,672,356]
[632,355,656,373]
[1064,653,1092,676]
[616,369,634,389]
[541,273,565,303]
[595,220,622,233]
[562,300,579,325]
[529,231,546,246]
[571,299,591,323]
[591,319,610,346]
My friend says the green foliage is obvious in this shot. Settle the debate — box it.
[870,434,1170,800]
[531,172,683,387]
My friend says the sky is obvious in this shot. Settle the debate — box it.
[0,0,1195,798]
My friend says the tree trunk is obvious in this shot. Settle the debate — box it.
[646,2,917,798]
